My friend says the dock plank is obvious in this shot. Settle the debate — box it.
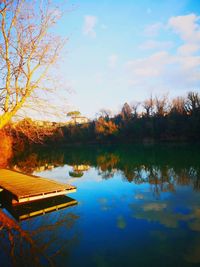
[0,169,76,204]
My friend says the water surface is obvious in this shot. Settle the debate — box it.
[1,144,200,267]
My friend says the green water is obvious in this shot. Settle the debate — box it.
[1,144,200,267]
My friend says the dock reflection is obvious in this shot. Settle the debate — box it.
[1,195,78,221]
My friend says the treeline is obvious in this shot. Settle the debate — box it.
[4,91,200,147]
[48,91,200,144]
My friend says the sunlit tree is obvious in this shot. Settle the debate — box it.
[95,117,118,137]
[0,129,12,167]
[0,0,64,129]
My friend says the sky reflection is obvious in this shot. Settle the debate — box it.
[1,145,200,266]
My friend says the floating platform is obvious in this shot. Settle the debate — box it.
[0,169,76,205]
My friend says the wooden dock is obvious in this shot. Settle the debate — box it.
[0,169,76,205]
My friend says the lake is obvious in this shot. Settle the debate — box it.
[1,144,200,267]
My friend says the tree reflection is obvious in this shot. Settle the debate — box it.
[12,151,65,174]
[10,145,200,193]
[96,153,119,179]
[0,208,79,266]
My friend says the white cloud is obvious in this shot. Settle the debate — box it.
[126,51,172,78]
[178,55,200,70]
[140,40,173,50]
[108,54,118,68]
[126,13,200,91]
[126,51,200,90]
[83,15,98,38]
[144,22,163,36]
[143,203,167,211]
[168,14,200,57]
[168,14,200,43]
[177,44,200,56]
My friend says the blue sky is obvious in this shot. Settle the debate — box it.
[50,0,200,119]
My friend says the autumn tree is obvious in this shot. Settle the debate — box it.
[95,117,118,138]
[0,0,64,129]
[0,129,12,167]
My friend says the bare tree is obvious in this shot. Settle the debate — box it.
[143,95,154,117]
[97,108,112,119]
[131,101,140,118]
[170,96,186,115]
[155,95,169,117]
[185,92,200,115]
[0,0,64,129]
[9,117,58,143]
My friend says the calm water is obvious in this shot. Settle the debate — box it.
[1,144,200,267]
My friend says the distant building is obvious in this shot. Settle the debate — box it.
[68,116,89,125]
[73,165,90,172]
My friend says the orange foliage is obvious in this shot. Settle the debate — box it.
[0,131,13,168]
[97,154,119,171]
[95,118,118,137]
